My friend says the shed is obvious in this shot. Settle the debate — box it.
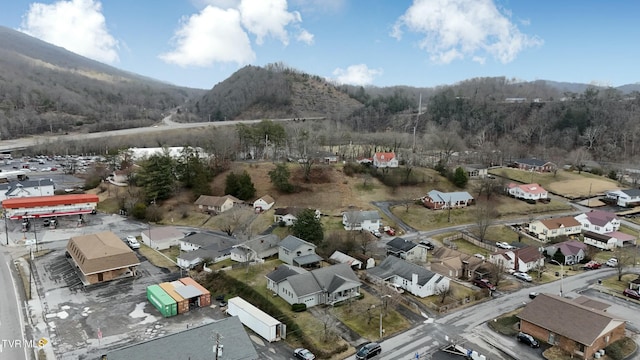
[146,285,177,318]
[179,277,212,307]
[159,282,189,314]
[226,297,285,342]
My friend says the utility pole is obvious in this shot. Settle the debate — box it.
[212,332,222,360]
[3,210,8,245]
[447,197,452,223]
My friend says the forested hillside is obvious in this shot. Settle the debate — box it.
[0,26,204,139]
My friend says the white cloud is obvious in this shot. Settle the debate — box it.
[159,6,255,67]
[392,0,542,64]
[239,0,301,46]
[297,29,314,45]
[332,64,382,86]
[19,0,119,63]
[193,0,240,9]
[291,0,346,14]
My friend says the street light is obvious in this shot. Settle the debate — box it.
[550,259,564,297]
[379,294,392,340]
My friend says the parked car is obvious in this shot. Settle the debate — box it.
[623,289,640,300]
[473,253,486,261]
[513,272,533,282]
[495,241,515,249]
[529,292,539,299]
[43,219,50,227]
[517,332,540,348]
[606,258,618,267]
[383,226,396,236]
[126,235,140,249]
[355,342,382,360]
[370,229,382,238]
[582,261,602,270]
[472,278,496,291]
[293,348,315,360]
[419,240,435,250]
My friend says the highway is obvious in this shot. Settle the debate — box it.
[0,249,30,359]
[0,114,325,153]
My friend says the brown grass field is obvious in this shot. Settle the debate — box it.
[492,168,619,198]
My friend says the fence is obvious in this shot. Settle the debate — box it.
[442,231,496,252]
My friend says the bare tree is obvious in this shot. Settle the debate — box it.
[319,307,338,342]
[220,207,253,236]
[473,201,497,242]
[612,247,634,281]
[488,261,506,287]
[437,282,452,304]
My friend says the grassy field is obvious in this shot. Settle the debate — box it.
[491,168,619,198]
[138,245,178,271]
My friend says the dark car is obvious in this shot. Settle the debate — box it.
[355,342,381,360]
[43,219,50,227]
[472,278,496,291]
[419,241,435,250]
[293,348,315,360]
[529,292,539,299]
[623,288,640,300]
[517,332,540,348]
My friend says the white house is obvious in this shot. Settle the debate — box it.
[278,235,322,267]
[507,183,548,200]
[583,231,636,250]
[544,240,587,265]
[604,189,640,207]
[574,210,620,234]
[488,246,544,273]
[177,232,239,268]
[273,207,320,226]
[230,234,280,263]
[385,237,429,263]
[0,179,55,202]
[253,195,275,212]
[140,226,185,250]
[373,152,399,168]
[465,164,488,178]
[367,256,450,298]
[265,264,361,307]
[342,210,382,232]
[528,216,582,241]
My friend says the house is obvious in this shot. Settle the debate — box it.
[367,256,450,298]
[66,231,140,285]
[253,195,275,212]
[544,240,588,265]
[265,263,361,307]
[278,235,322,267]
[514,158,556,172]
[518,293,626,360]
[430,247,486,279]
[0,179,55,201]
[488,246,544,273]
[574,210,620,234]
[230,234,280,263]
[329,251,363,270]
[373,152,399,168]
[273,207,320,226]
[528,216,582,241]
[102,316,259,360]
[464,164,488,178]
[342,210,382,231]
[385,237,429,262]
[421,190,474,210]
[194,194,241,214]
[111,169,129,184]
[140,226,185,250]
[177,232,239,268]
[604,189,640,207]
[583,231,636,250]
[507,183,548,201]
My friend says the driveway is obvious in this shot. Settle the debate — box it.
[372,201,416,233]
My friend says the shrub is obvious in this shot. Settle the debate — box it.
[131,202,147,220]
[605,342,625,360]
[291,303,307,312]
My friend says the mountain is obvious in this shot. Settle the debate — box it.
[0,26,204,139]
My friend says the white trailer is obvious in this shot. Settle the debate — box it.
[226,296,285,342]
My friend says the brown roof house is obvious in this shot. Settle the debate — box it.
[528,216,582,241]
[141,226,185,250]
[66,231,140,285]
[488,246,544,273]
[194,194,241,214]
[518,293,626,360]
[430,247,486,279]
[253,195,275,212]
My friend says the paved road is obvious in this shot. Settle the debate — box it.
[0,249,29,359]
[0,114,325,153]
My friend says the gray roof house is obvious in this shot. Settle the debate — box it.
[177,232,239,269]
[386,237,429,262]
[102,316,259,360]
[278,235,322,267]
[544,240,587,265]
[266,263,361,307]
[230,234,280,263]
[422,190,474,210]
[367,256,450,298]
[342,210,382,232]
[0,178,55,201]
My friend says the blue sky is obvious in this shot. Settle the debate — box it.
[1,0,639,90]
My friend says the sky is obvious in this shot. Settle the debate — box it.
[1,0,639,90]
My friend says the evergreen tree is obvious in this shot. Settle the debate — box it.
[136,151,176,202]
[452,167,468,188]
[225,170,256,200]
[291,209,324,245]
[269,163,294,193]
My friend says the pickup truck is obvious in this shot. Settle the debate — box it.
[582,261,602,270]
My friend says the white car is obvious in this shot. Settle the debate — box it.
[606,258,618,267]
[496,242,515,249]
[126,236,140,249]
[514,272,532,282]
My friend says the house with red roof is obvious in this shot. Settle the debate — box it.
[373,152,398,168]
[507,183,548,201]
